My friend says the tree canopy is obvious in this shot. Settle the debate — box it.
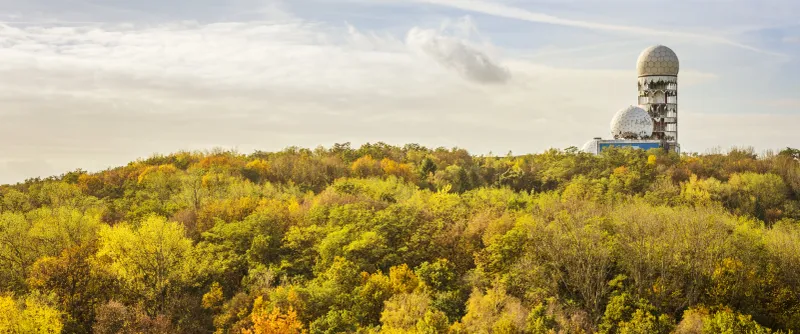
[1,142,799,333]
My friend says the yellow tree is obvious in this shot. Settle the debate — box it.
[242,298,307,334]
[0,294,64,334]
[95,215,195,315]
[243,159,272,183]
[351,156,382,178]
[381,158,415,182]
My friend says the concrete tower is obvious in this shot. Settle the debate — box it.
[636,45,679,152]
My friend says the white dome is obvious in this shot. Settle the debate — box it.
[582,138,601,154]
[611,105,653,139]
[636,45,679,77]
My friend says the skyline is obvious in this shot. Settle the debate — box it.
[0,0,798,183]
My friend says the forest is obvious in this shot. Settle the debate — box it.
[1,142,800,334]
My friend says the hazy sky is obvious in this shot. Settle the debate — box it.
[0,0,798,183]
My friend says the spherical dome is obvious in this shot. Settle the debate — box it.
[636,45,679,77]
[610,105,653,139]
[582,138,601,154]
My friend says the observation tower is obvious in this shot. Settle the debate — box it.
[636,45,679,152]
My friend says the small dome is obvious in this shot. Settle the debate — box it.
[636,45,679,77]
[611,105,653,139]
[582,138,601,154]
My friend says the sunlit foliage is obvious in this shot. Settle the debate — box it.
[0,143,799,333]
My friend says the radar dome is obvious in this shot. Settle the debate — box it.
[582,138,601,154]
[610,105,653,139]
[636,45,679,77]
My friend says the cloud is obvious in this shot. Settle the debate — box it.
[414,0,782,56]
[405,18,510,84]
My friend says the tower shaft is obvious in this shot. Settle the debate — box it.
[638,75,678,151]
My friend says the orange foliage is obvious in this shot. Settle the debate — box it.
[242,306,306,334]
[380,158,415,181]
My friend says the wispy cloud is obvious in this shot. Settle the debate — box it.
[414,0,783,56]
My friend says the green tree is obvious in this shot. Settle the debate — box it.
[599,293,674,334]
[703,308,776,334]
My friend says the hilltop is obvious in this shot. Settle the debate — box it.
[1,143,799,333]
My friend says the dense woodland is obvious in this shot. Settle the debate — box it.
[2,142,800,333]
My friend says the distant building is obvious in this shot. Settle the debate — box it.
[583,139,663,155]
[583,45,680,154]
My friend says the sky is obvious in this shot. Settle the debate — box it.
[0,0,798,183]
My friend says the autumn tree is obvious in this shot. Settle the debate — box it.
[0,293,64,334]
[242,298,307,334]
[95,215,195,316]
